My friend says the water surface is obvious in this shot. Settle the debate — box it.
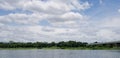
[0,49,120,58]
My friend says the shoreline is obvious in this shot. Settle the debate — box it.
[0,47,120,50]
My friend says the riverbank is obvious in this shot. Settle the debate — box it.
[0,47,120,50]
[0,48,38,50]
[42,47,120,50]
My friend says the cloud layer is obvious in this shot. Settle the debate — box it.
[0,0,120,43]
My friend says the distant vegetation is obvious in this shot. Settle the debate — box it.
[0,41,119,49]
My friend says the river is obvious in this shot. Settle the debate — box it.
[0,49,120,58]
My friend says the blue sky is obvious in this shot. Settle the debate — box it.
[0,0,120,42]
[83,0,120,20]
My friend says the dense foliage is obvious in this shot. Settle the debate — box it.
[0,41,119,49]
[0,41,87,49]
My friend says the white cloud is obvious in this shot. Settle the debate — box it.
[99,0,103,4]
[0,13,48,25]
[61,12,83,21]
[96,29,120,42]
[118,9,120,13]
[101,17,120,28]
[0,0,90,14]
[0,2,14,10]
[48,12,84,22]
[0,0,25,10]
[97,29,115,39]
[0,0,119,43]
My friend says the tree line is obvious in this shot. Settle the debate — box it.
[0,41,88,49]
[0,41,118,49]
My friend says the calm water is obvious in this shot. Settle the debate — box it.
[0,49,120,58]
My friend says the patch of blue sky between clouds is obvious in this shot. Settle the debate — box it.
[0,9,13,15]
[39,20,52,27]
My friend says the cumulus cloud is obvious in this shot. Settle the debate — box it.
[0,0,119,43]
[0,0,90,14]
[0,0,92,42]
[0,13,47,25]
